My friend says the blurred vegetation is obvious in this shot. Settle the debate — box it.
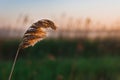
[0,38,120,59]
[0,39,120,80]
[0,58,120,80]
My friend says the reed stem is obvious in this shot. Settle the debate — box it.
[8,47,20,80]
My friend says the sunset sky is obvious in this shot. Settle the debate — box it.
[0,0,120,26]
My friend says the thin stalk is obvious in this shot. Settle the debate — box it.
[8,47,21,80]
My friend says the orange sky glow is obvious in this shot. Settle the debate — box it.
[0,0,120,29]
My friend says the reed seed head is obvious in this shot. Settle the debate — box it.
[19,19,57,49]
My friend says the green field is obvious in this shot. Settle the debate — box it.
[0,39,120,80]
[0,58,120,80]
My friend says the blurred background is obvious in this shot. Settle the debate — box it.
[0,0,120,80]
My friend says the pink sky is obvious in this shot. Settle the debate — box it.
[0,0,120,28]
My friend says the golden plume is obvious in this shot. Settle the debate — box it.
[8,19,57,80]
[19,19,57,49]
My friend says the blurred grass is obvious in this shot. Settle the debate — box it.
[0,39,120,80]
[0,58,120,80]
[1,39,120,59]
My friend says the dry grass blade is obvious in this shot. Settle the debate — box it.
[8,19,57,80]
